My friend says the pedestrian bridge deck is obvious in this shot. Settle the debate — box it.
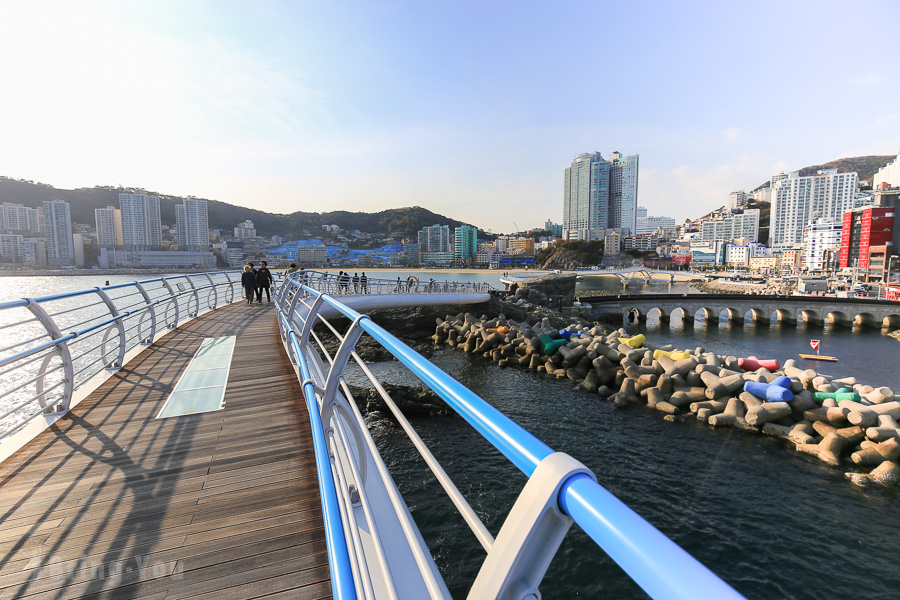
[0,302,331,599]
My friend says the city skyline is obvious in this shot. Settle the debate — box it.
[1,1,898,233]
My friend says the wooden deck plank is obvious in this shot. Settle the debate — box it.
[0,302,331,599]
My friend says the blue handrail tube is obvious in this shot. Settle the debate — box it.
[295,286,745,600]
[287,327,358,600]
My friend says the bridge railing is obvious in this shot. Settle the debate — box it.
[0,271,242,451]
[275,272,744,600]
[283,270,493,295]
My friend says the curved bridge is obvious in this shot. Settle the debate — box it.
[0,270,743,600]
[578,266,707,283]
[581,293,900,330]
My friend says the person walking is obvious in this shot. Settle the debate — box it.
[256,261,274,302]
[360,272,368,293]
[352,272,359,293]
[241,265,256,305]
[286,262,299,274]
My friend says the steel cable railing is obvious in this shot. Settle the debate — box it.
[0,270,242,445]
[275,272,745,600]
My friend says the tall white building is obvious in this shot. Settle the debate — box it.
[727,191,747,209]
[769,169,858,248]
[119,193,162,251]
[563,151,639,235]
[873,152,900,189]
[0,203,43,234]
[700,209,759,242]
[803,218,843,272]
[608,152,639,233]
[42,199,75,266]
[234,220,256,239]
[636,214,676,236]
[0,234,24,263]
[417,224,451,252]
[95,205,124,248]
[175,198,209,252]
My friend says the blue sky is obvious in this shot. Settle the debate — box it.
[1,0,898,232]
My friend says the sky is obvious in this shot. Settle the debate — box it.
[0,0,898,233]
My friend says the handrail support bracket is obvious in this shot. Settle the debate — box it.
[467,452,596,600]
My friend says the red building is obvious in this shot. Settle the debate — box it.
[839,206,895,271]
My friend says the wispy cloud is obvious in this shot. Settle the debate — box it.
[723,128,741,141]
[850,75,882,86]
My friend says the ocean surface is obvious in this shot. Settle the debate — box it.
[346,275,900,600]
[4,273,900,599]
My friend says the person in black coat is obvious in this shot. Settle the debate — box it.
[241,265,256,304]
[256,261,274,303]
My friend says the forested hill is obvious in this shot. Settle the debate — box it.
[0,177,484,238]
[751,155,895,191]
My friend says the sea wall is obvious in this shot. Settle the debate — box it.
[431,313,900,488]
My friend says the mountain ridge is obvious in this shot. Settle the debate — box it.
[0,177,487,238]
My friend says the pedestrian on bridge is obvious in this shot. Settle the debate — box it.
[241,265,256,304]
[352,273,360,293]
[256,261,274,303]
[360,272,368,293]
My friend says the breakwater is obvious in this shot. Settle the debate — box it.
[432,312,900,488]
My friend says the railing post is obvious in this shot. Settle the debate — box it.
[96,288,128,369]
[25,299,74,413]
[186,275,200,317]
[204,273,218,310]
[223,271,235,304]
[134,282,157,344]
[160,278,180,328]
[466,452,596,600]
[299,294,326,346]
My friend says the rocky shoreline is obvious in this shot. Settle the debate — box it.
[430,312,900,488]
[693,277,797,295]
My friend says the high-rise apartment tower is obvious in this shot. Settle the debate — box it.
[119,193,162,251]
[43,199,74,266]
[563,151,639,235]
[176,198,210,252]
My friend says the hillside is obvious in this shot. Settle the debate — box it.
[752,155,895,191]
[0,177,485,238]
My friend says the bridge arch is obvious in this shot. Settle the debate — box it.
[746,308,770,324]
[624,307,643,323]
[826,310,852,328]
[646,306,669,322]
[854,312,879,328]
[799,309,823,326]
[723,307,744,324]
[883,313,900,330]
[773,308,796,325]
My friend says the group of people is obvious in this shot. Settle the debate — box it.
[240,261,274,304]
[334,271,369,294]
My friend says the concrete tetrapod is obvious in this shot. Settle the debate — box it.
[845,461,900,487]
[744,377,793,403]
[737,356,781,372]
[851,438,900,467]
[796,432,844,467]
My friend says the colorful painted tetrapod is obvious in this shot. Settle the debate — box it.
[652,349,691,361]
[744,375,794,402]
[539,333,567,356]
[618,334,645,348]
[737,356,781,372]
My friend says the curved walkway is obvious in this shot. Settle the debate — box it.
[0,302,330,599]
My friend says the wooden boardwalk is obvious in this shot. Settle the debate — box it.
[0,302,331,599]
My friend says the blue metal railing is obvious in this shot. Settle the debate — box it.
[276,274,745,600]
[0,270,241,447]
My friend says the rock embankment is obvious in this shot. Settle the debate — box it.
[432,314,900,488]
[695,277,796,295]
[346,383,452,418]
